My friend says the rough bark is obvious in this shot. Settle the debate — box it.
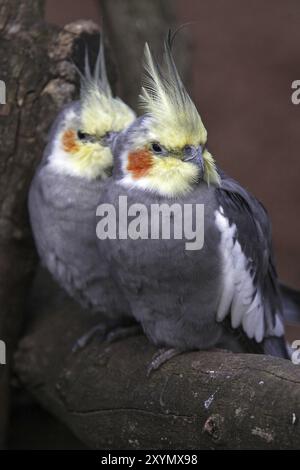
[0,0,111,447]
[100,0,192,110]
[13,272,300,450]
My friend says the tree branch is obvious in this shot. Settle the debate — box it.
[14,271,300,450]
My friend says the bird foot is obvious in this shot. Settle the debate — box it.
[147,347,182,376]
[105,324,142,344]
[72,323,142,353]
[72,323,107,353]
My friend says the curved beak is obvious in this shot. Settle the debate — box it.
[101,131,119,148]
[184,145,203,164]
[183,145,204,179]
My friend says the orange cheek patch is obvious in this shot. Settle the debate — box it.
[62,129,80,153]
[127,149,154,179]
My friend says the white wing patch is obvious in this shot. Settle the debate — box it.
[215,207,283,343]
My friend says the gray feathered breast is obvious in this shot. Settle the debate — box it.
[97,173,289,358]
[28,103,128,319]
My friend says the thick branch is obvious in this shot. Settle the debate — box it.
[0,1,111,445]
[14,272,300,450]
[100,0,192,110]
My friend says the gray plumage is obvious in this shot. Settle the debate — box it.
[96,119,289,359]
[280,283,300,324]
[29,102,129,320]
[28,35,135,323]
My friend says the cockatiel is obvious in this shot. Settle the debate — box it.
[96,35,290,371]
[28,38,135,342]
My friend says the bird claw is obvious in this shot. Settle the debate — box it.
[72,323,141,353]
[147,347,182,376]
[105,324,142,344]
[72,323,107,353]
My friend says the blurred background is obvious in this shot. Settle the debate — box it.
[47,0,300,289]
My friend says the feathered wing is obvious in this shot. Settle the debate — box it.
[29,167,98,309]
[215,173,289,358]
[280,282,300,324]
[28,165,128,317]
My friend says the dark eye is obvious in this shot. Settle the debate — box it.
[151,143,163,154]
[184,145,193,155]
[77,130,89,140]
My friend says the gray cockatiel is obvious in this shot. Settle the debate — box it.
[96,36,290,370]
[28,39,135,340]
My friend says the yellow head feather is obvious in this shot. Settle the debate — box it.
[81,84,134,137]
[57,37,135,180]
[70,140,113,180]
[80,38,135,137]
[139,38,220,186]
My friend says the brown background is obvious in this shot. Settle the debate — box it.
[46,0,300,288]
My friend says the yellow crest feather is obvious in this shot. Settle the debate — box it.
[139,38,220,186]
[80,37,135,137]
[140,42,207,148]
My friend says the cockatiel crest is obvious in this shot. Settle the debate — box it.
[122,33,220,197]
[49,36,135,180]
[80,41,134,137]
